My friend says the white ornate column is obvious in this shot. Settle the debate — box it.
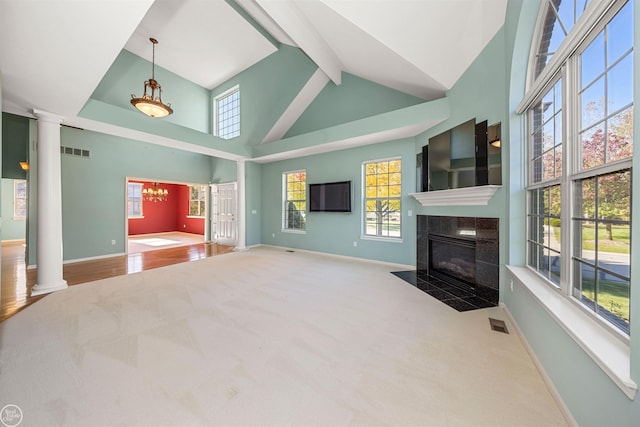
[31,110,68,296]
[235,159,247,251]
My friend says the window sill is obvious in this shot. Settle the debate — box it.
[128,216,144,219]
[282,229,306,235]
[360,235,403,243]
[507,265,636,400]
[186,216,205,219]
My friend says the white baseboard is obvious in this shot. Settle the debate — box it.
[501,303,578,427]
[260,244,415,270]
[63,252,126,265]
[1,239,26,244]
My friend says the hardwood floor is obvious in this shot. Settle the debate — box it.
[1,241,235,322]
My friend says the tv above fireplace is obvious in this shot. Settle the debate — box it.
[421,119,501,192]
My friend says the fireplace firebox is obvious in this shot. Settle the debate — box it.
[429,235,476,286]
[415,215,499,311]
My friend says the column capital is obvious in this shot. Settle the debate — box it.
[32,109,65,124]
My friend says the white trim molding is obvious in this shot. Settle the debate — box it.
[409,185,500,206]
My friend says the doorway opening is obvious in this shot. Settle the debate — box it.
[126,179,207,254]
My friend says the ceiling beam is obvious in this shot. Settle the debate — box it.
[255,0,343,85]
[261,68,330,144]
[225,0,281,48]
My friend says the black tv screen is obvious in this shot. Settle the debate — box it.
[309,181,352,212]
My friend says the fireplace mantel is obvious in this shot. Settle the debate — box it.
[409,185,500,206]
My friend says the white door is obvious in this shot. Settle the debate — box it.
[212,182,237,245]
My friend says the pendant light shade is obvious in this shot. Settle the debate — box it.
[131,38,173,118]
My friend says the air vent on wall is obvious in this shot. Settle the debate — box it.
[60,146,91,158]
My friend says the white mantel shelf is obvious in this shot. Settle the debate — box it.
[409,185,501,206]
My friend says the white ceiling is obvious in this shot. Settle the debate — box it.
[0,0,507,134]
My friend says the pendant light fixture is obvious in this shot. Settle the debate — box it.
[131,38,173,118]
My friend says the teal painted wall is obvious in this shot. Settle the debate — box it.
[412,26,508,298]
[26,124,213,263]
[284,72,425,138]
[210,157,237,184]
[1,179,26,241]
[210,45,318,146]
[501,0,640,425]
[2,113,28,180]
[59,126,212,261]
[91,50,211,133]
[260,138,415,265]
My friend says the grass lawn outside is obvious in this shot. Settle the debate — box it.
[550,224,630,254]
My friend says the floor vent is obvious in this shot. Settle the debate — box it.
[60,146,91,158]
[286,250,295,253]
[489,318,509,334]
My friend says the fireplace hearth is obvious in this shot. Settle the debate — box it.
[397,215,499,312]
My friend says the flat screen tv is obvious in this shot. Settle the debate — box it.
[309,181,352,212]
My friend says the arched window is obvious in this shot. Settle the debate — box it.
[522,0,633,334]
[532,0,593,79]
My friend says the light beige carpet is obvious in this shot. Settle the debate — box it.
[0,246,567,426]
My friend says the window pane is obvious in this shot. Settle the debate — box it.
[581,32,605,87]
[573,170,631,334]
[607,1,633,64]
[607,106,633,162]
[580,124,605,169]
[599,279,630,333]
[581,77,605,129]
[608,53,633,113]
[216,88,240,139]
[549,249,561,285]
[575,259,596,302]
[577,220,597,265]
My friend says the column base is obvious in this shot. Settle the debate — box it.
[31,280,68,296]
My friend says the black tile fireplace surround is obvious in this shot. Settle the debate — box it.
[395,215,500,312]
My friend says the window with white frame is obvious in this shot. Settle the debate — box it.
[525,0,633,334]
[283,170,306,231]
[363,158,402,239]
[127,182,143,217]
[189,185,207,217]
[14,180,27,219]
[214,85,240,140]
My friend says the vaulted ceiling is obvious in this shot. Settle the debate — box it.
[0,0,507,150]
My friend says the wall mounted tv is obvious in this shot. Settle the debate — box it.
[309,181,352,212]
[421,119,501,192]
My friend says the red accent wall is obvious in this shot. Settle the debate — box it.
[177,185,205,234]
[128,181,204,236]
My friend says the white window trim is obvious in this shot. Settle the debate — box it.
[518,0,624,114]
[282,169,307,233]
[360,235,404,244]
[515,0,635,398]
[213,85,240,139]
[361,156,403,241]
